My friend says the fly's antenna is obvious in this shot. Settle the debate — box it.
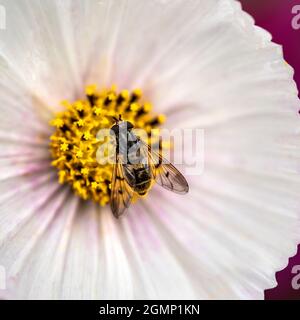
[112,116,118,123]
[118,114,122,121]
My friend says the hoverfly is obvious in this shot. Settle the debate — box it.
[109,116,189,218]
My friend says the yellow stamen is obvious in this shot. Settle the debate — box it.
[85,84,97,96]
[60,143,69,152]
[51,118,64,128]
[50,85,166,206]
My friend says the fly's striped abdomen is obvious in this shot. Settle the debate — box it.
[133,166,152,195]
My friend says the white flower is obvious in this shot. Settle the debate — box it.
[0,0,299,300]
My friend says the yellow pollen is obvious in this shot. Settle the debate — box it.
[51,118,64,128]
[83,132,92,140]
[91,182,99,190]
[158,114,166,124]
[74,101,84,111]
[93,107,102,116]
[50,85,166,206]
[130,103,139,112]
[81,168,89,176]
[77,119,85,127]
[85,84,97,96]
[60,142,69,152]
[121,90,129,99]
[76,150,83,158]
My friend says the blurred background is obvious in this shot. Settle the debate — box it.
[238,0,300,300]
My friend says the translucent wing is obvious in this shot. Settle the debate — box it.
[139,140,189,194]
[154,162,189,194]
[110,155,135,218]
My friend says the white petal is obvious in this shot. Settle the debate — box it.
[0,0,299,300]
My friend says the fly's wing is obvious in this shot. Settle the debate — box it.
[110,155,135,218]
[139,140,189,194]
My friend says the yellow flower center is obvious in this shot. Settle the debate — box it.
[50,84,166,206]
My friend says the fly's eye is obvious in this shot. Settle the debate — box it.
[111,124,119,135]
[125,121,134,130]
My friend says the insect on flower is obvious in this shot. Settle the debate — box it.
[109,115,189,218]
[1,0,300,300]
